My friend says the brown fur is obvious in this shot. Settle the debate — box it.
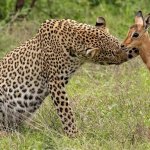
[122,11,150,70]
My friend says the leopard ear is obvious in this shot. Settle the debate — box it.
[95,17,106,27]
[135,11,144,26]
[86,48,99,58]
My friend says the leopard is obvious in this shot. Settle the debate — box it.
[0,16,139,137]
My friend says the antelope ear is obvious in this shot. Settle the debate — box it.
[95,17,106,27]
[135,11,144,26]
[145,14,150,29]
[86,48,99,58]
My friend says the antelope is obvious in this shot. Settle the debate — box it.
[122,11,150,70]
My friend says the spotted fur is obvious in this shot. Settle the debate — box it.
[0,18,139,137]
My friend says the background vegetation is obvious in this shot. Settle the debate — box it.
[0,0,150,149]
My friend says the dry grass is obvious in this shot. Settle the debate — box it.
[0,19,150,150]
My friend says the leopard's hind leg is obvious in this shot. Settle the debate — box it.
[0,99,8,137]
[0,99,4,129]
[0,99,18,131]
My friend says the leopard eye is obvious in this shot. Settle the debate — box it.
[132,32,139,38]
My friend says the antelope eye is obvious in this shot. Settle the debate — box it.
[132,32,139,38]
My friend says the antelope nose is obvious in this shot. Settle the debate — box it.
[132,47,139,54]
[121,44,125,48]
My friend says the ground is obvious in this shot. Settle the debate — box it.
[0,15,150,150]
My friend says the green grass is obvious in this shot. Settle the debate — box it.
[1,61,150,150]
[0,1,150,149]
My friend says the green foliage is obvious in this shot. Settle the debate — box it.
[0,0,15,19]
[0,1,7,19]
[0,0,150,22]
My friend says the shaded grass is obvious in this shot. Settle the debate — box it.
[0,7,150,150]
